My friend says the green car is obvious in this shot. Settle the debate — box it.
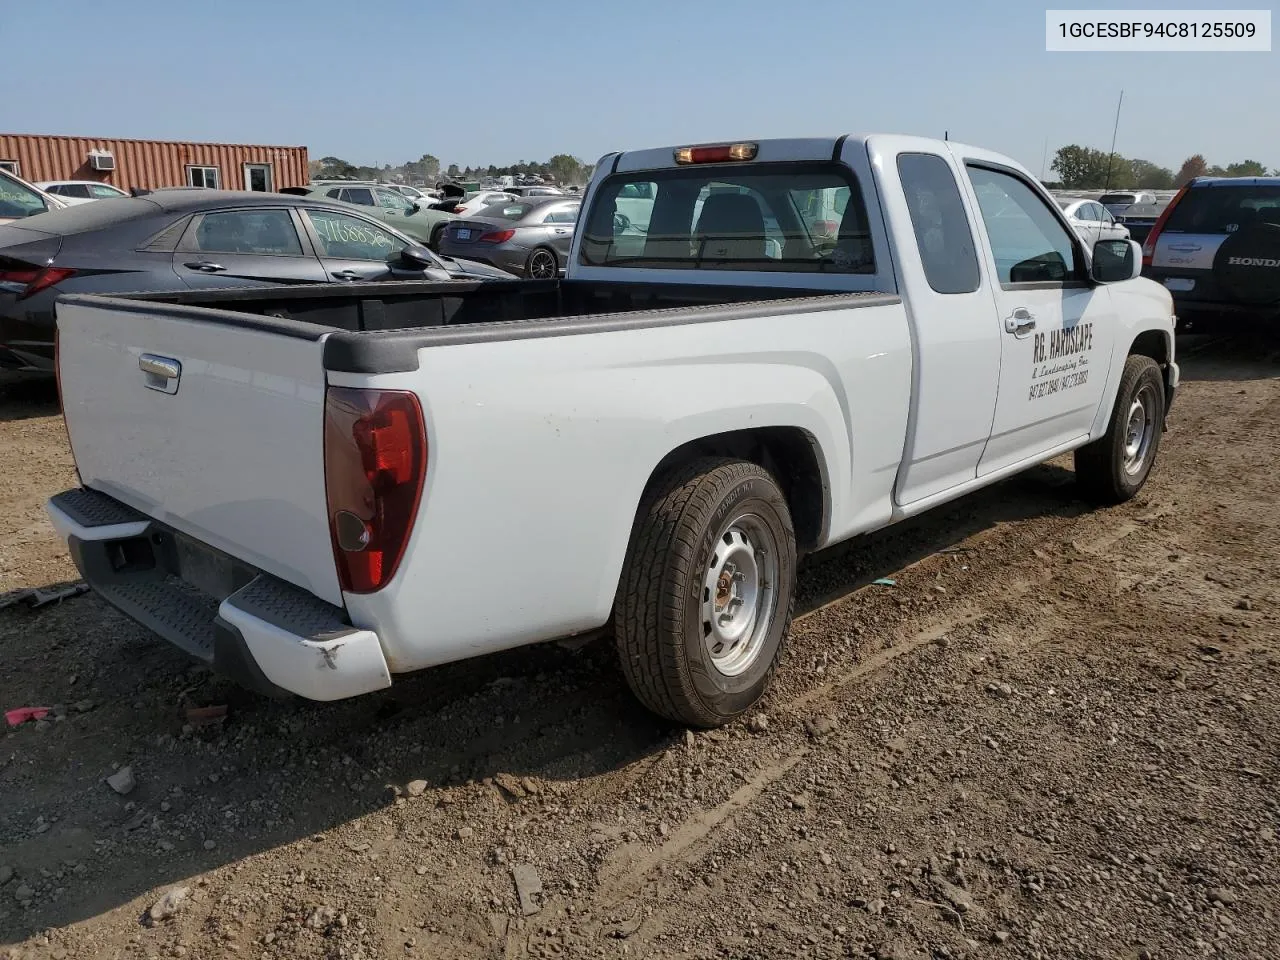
[280,182,459,250]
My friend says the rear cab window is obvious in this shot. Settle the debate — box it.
[580,162,874,274]
[897,153,980,294]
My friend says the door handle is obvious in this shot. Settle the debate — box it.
[183,261,225,272]
[331,270,363,281]
[139,353,181,394]
[1005,308,1036,336]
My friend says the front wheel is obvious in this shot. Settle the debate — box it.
[614,458,797,728]
[1074,353,1165,504]
[525,247,558,279]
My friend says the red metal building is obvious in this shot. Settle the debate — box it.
[0,134,309,194]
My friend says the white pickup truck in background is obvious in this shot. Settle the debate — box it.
[46,134,1178,728]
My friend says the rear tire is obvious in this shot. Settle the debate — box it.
[1074,354,1165,504]
[614,458,797,728]
[525,247,558,279]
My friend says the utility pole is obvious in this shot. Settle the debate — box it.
[1103,90,1124,191]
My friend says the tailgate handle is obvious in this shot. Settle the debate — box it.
[139,354,181,394]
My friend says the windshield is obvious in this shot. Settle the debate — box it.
[1164,184,1280,234]
[579,162,871,273]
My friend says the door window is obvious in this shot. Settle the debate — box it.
[305,209,407,260]
[187,166,221,189]
[191,210,304,255]
[0,172,49,218]
[375,188,408,209]
[1076,204,1098,222]
[56,184,92,198]
[89,183,127,199]
[967,166,1081,285]
[339,187,375,206]
[541,204,580,224]
[896,153,980,294]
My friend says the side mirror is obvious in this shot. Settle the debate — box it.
[1092,238,1142,283]
[398,244,436,270]
[410,201,421,212]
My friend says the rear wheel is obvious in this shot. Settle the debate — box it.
[1074,354,1165,504]
[614,458,797,728]
[525,247,558,279]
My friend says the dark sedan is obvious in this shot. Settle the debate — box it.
[436,196,581,278]
[0,190,514,372]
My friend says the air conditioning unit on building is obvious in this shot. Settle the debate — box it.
[88,149,116,171]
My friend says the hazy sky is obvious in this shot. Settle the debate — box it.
[7,0,1276,174]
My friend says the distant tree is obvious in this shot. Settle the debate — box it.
[1225,160,1267,178]
[316,156,358,179]
[1206,165,1228,177]
[1052,145,1112,189]
[1100,153,1135,189]
[547,154,585,184]
[1128,159,1174,190]
[446,163,461,179]
[1174,154,1208,187]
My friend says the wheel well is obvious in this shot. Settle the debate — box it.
[643,428,828,552]
[1129,330,1169,366]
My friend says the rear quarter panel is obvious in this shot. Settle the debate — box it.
[336,301,912,672]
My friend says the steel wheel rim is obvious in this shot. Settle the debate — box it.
[1123,383,1157,475]
[530,251,555,278]
[700,513,779,678]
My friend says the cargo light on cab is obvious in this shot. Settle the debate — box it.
[673,142,758,165]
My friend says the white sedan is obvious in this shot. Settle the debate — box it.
[1057,198,1129,246]
[35,180,130,206]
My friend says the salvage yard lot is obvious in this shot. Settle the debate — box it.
[1,338,1279,960]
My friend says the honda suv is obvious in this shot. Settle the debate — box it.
[1142,177,1280,329]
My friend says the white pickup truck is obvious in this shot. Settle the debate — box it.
[46,134,1178,728]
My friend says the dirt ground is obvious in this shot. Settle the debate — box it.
[1,336,1279,960]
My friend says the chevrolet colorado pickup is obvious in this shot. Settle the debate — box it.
[46,134,1179,727]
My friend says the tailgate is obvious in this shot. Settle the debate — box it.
[55,296,343,606]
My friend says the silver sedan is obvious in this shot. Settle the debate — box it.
[436,196,580,278]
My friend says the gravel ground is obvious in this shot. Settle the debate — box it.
[1,335,1278,960]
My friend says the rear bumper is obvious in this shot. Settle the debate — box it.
[46,487,391,702]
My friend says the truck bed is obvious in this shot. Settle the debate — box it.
[59,278,896,373]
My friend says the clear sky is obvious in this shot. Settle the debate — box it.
[8,0,1276,174]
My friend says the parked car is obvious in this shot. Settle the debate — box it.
[1099,191,1158,218]
[504,185,564,198]
[280,183,459,249]
[1142,176,1280,329]
[0,168,67,225]
[46,133,1176,728]
[437,196,581,277]
[35,180,130,205]
[0,190,511,371]
[1056,198,1130,246]
[448,190,520,217]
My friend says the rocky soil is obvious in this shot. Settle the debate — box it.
[1,335,1278,959]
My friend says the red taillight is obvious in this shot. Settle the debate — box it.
[323,388,427,594]
[0,265,76,300]
[452,205,467,213]
[673,142,759,165]
[478,229,515,244]
[1141,183,1190,267]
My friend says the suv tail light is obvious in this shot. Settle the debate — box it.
[1141,182,1191,267]
[0,265,76,300]
[324,387,427,594]
[479,229,515,244]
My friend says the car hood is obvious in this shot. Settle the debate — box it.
[440,255,519,279]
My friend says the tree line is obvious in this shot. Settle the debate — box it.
[1050,145,1274,191]
[309,153,594,186]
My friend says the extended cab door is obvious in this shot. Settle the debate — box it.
[957,157,1116,475]
[873,147,1002,505]
[172,208,328,286]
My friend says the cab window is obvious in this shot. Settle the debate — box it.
[967,165,1081,286]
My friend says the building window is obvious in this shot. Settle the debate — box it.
[187,165,221,189]
[0,161,18,175]
[243,163,273,192]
